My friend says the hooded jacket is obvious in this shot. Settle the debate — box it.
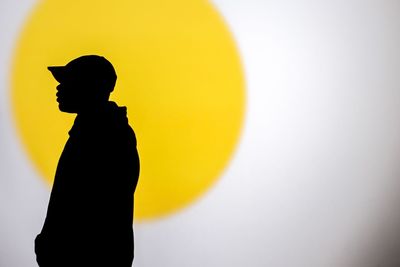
[35,101,139,267]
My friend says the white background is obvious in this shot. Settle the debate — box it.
[1,0,400,266]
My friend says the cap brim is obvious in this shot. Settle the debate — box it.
[48,66,66,83]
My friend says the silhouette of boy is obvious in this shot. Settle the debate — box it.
[35,55,140,267]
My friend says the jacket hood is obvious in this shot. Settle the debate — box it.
[69,101,130,136]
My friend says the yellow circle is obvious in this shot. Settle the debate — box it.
[11,0,245,220]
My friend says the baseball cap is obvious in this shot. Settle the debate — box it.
[48,55,117,93]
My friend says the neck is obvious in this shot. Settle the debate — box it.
[77,100,111,115]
